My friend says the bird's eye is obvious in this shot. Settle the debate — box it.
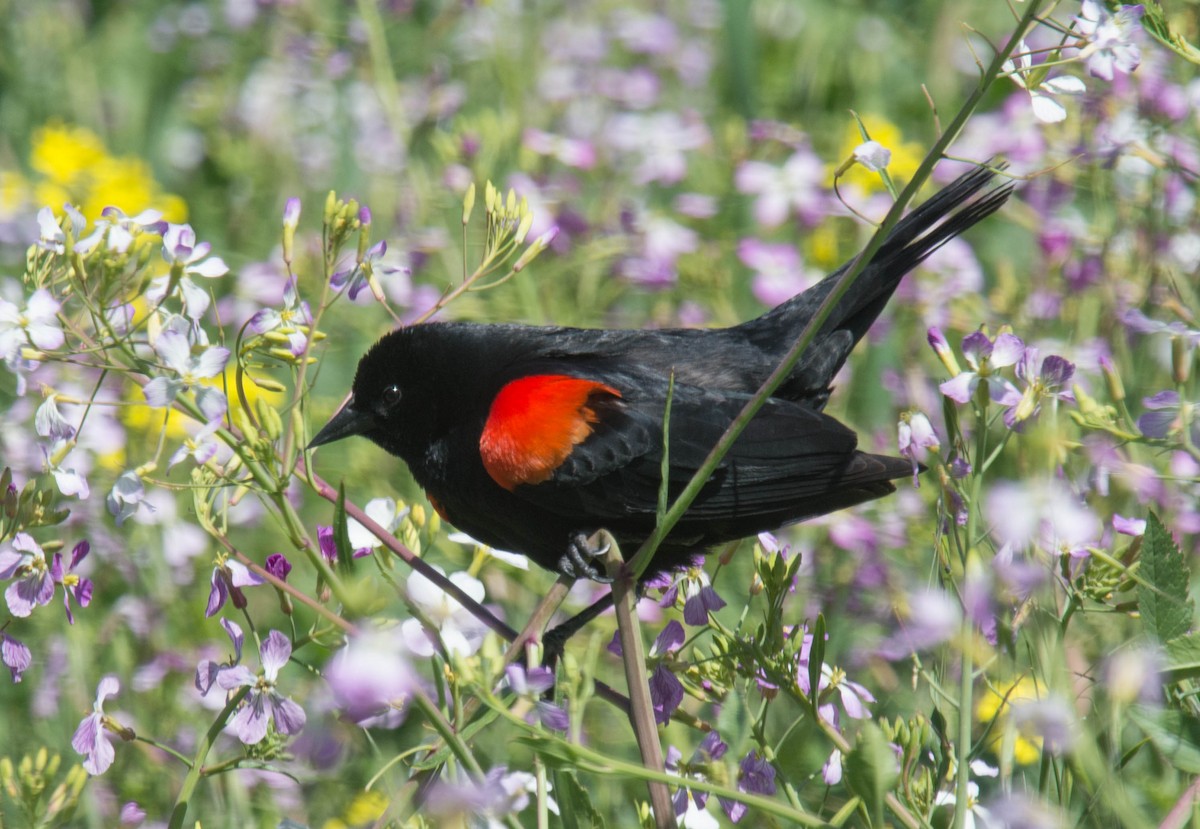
[381,384,402,409]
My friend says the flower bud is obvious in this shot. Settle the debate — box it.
[1099,355,1125,402]
[1173,337,1191,385]
[462,183,476,226]
[323,191,338,228]
[927,327,962,377]
[282,197,301,265]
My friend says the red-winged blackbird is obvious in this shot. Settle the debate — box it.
[311,165,1010,583]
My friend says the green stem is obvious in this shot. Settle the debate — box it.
[167,688,248,829]
[410,691,485,779]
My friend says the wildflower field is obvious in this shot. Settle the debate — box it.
[2,0,1199,826]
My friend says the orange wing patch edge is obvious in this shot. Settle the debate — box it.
[479,375,621,491]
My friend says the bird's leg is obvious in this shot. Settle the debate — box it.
[556,531,615,584]
[542,590,616,672]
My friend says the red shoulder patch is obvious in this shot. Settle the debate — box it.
[480,375,621,491]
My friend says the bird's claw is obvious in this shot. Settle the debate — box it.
[557,533,614,583]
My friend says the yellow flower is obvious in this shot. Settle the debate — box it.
[976,676,1046,765]
[0,171,30,218]
[24,121,187,223]
[322,790,389,829]
[833,115,923,194]
[30,124,107,186]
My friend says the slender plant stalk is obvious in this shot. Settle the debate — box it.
[167,688,248,829]
[602,534,673,826]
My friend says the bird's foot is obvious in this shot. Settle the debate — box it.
[556,532,614,584]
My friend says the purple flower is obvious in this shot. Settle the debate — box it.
[106,470,156,526]
[985,480,1101,559]
[798,627,876,722]
[148,223,229,319]
[661,569,726,626]
[877,588,961,659]
[1074,2,1144,81]
[426,766,546,825]
[737,238,820,307]
[72,676,120,775]
[1138,391,1200,444]
[1112,514,1146,536]
[604,111,708,185]
[735,149,827,228]
[331,239,410,302]
[617,212,698,288]
[613,620,687,724]
[196,617,245,695]
[1005,351,1075,429]
[51,540,93,624]
[326,630,417,725]
[2,633,32,682]
[216,630,306,745]
[0,533,55,618]
[938,331,1025,406]
[119,801,147,827]
[205,558,265,617]
[897,411,939,486]
[667,730,728,820]
[34,395,76,442]
[721,751,777,822]
[504,665,568,731]
[522,128,596,169]
[247,277,313,356]
[142,328,230,422]
[1010,695,1076,755]
[168,419,221,470]
[264,553,292,581]
[821,749,843,785]
[282,197,301,230]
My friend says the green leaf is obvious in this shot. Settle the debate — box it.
[1128,706,1200,774]
[333,482,357,575]
[554,769,606,829]
[1136,512,1193,642]
[844,721,899,827]
[808,615,826,710]
[1163,630,1200,683]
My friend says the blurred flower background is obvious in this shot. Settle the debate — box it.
[1,0,1199,826]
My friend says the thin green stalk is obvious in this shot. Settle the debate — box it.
[167,688,248,829]
[410,692,485,779]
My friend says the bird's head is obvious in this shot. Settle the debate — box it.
[308,329,437,460]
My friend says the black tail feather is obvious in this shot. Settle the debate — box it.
[738,162,1013,406]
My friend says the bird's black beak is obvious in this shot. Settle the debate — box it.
[309,400,371,449]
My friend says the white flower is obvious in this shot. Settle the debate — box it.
[1004,41,1086,124]
[142,328,229,421]
[346,497,409,550]
[0,288,65,360]
[853,140,891,172]
[1075,1,1144,81]
[399,567,489,657]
